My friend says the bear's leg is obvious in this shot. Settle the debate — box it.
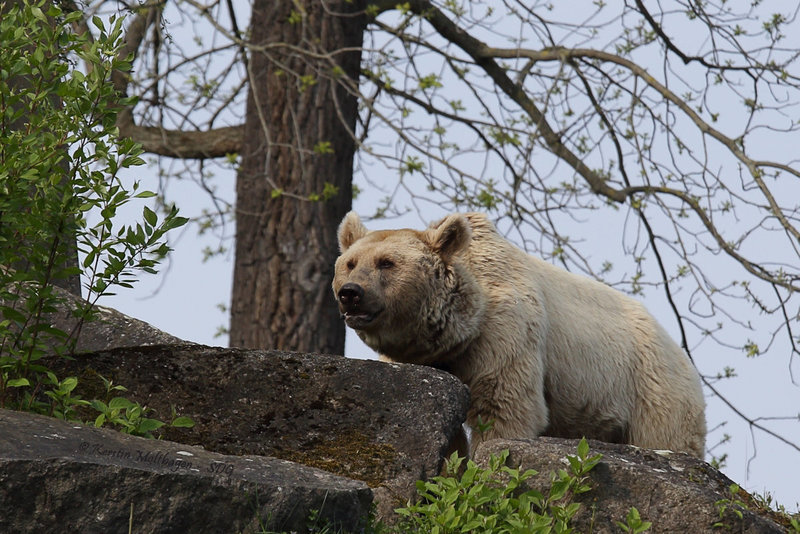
[464,354,549,452]
[627,360,707,458]
[628,399,706,457]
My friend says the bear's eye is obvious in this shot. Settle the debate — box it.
[377,258,395,270]
[346,259,356,271]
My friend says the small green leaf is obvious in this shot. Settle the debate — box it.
[60,376,79,393]
[108,397,134,410]
[171,416,195,428]
[121,155,145,168]
[7,378,31,387]
[31,6,46,21]
[94,413,106,427]
[1,306,27,323]
[313,141,334,154]
[135,418,166,434]
[577,437,589,459]
[142,206,158,226]
[92,15,105,32]
[90,400,108,412]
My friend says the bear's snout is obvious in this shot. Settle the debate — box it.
[337,282,382,330]
[338,282,365,311]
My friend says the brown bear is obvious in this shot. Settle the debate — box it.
[332,211,706,457]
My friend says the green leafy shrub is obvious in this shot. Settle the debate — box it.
[713,483,747,529]
[617,507,652,533]
[0,0,190,435]
[395,438,603,534]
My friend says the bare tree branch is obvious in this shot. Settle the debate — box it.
[404,0,629,203]
[116,113,243,158]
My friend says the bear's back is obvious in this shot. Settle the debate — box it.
[454,213,701,450]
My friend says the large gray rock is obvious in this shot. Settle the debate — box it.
[49,286,186,352]
[66,303,186,352]
[0,281,185,353]
[48,345,470,522]
[0,408,371,534]
[474,437,787,533]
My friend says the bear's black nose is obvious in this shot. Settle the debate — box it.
[338,283,364,311]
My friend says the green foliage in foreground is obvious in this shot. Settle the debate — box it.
[394,438,605,534]
[258,436,800,534]
[261,439,655,534]
[0,0,191,436]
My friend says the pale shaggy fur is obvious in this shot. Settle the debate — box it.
[332,211,706,457]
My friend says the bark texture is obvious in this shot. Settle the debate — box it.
[229,0,366,353]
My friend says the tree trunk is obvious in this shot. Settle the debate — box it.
[229,1,366,353]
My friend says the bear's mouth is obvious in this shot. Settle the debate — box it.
[342,311,379,330]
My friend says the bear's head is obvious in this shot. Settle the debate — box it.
[332,212,486,365]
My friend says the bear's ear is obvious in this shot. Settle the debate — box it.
[338,211,368,252]
[425,214,472,262]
